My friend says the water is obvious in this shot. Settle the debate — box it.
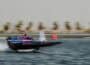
[0,38,90,65]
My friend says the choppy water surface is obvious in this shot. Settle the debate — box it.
[0,38,90,65]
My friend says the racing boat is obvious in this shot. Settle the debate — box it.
[7,36,62,52]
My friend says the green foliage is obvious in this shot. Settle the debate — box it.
[3,22,11,31]
[65,21,71,30]
[38,22,45,30]
[52,21,59,30]
[15,20,23,29]
[75,22,82,30]
[26,22,33,30]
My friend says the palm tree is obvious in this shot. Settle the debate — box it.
[37,22,45,31]
[26,22,33,32]
[51,21,60,33]
[75,22,82,31]
[15,20,23,33]
[84,22,90,33]
[52,22,59,30]
[65,21,72,32]
[3,22,11,33]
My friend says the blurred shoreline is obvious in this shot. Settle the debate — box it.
[0,33,90,38]
[0,21,90,38]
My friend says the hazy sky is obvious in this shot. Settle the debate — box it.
[0,0,90,28]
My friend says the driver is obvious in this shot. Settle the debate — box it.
[21,32,33,40]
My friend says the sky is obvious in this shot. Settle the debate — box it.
[0,0,90,29]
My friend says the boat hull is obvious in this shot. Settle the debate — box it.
[7,36,62,51]
[7,41,61,50]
